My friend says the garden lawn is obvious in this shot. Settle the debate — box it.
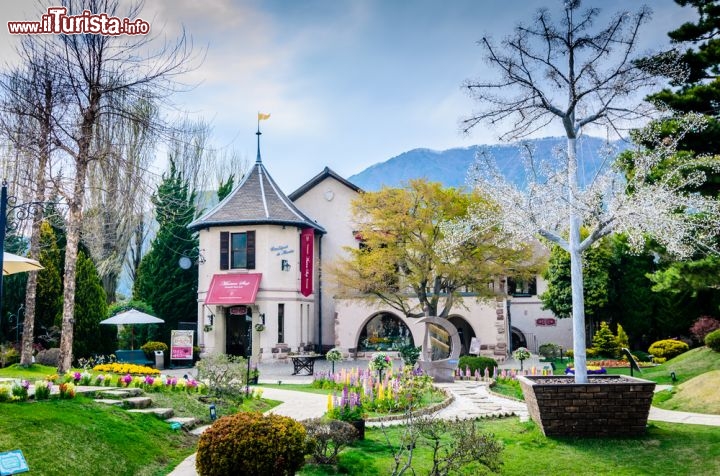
[653,370,720,415]
[299,418,720,475]
[0,397,196,476]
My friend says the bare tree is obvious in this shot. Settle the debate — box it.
[14,0,198,373]
[84,94,156,303]
[455,1,720,382]
[0,37,66,366]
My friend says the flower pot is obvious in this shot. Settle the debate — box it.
[517,375,656,437]
[350,419,365,440]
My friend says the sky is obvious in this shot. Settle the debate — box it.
[0,0,698,192]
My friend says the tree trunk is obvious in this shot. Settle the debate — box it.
[567,137,588,383]
[57,153,90,373]
[20,81,50,366]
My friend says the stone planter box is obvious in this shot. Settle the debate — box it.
[517,375,656,437]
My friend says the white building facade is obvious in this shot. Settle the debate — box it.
[190,139,572,362]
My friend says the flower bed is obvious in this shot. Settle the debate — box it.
[318,366,441,418]
[564,365,607,375]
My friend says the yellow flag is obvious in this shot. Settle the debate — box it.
[258,112,271,121]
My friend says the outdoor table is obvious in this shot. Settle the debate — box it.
[290,355,320,375]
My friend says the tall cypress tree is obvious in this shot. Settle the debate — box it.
[133,159,198,344]
[72,251,110,358]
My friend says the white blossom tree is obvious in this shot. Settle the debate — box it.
[453,1,720,383]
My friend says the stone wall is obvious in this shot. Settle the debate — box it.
[517,375,656,437]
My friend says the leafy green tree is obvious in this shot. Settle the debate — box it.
[540,238,614,327]
[333,179,539,318]
[133,159,198,343]
[0,232,28,343]
[71,251,111,358]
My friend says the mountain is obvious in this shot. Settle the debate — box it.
[348,136,627,191]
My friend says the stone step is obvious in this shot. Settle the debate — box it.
[165,416,198,429]
[100,388,143,398]
[122,396,153,409]
[128,407,175,419]
[94,398,124,406]
[190,424,212,436]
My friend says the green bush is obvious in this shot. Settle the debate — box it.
[303,418,358,464]
[399,344,421,366]
[1,346,19,368]
[140,341,168,355]
[538,343,560,359]
[565,349,574,359]
[196,412,306,476]
[458,356,497,376]
[648,339,689,360]
[705,329,720,352]
[562,348,600,359]
[592,321,620,358]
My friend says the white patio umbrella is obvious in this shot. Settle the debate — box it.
[100,309,164,349]
[3,251,43,275]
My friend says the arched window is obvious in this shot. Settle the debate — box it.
[358,313,413,351]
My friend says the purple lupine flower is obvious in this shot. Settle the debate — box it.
[144,376,154,385]
[73,372,82,382]
[21,380,30,390]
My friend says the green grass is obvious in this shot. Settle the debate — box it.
[0,397,197,476]
[299,418,720,475]
[0,363,58,379]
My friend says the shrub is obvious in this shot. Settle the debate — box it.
[705,329,720,352]
[565,349,574,359]
[140,341,168,356]
[399,344,421,366]
[1,345,20,367]
[196,412,306,476]
[538,343,560,359]
[303,418,358,464]
[457,356,497,376]
[196,353,248,400]
[690,316,720,343]
[648,339,689,360]
[36,348,61,367]
[592,321,620,358]
[616,323,630,349]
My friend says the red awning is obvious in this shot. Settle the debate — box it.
[205,273,262,306]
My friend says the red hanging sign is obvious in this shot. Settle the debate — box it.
[300,228,314,296]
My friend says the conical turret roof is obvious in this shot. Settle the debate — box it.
[188,161,326,233]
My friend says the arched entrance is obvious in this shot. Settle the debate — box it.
[357,312,413,351]
[511,326,527,351]
[447,315,476,356]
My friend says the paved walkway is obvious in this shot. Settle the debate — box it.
[166,360,720,476]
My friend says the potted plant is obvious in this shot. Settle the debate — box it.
[248,363,260,384]
[513,347,531,371]
[369,352,392,381]
[326,347,343,373]
[328,386,366,439]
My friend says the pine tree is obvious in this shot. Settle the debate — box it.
[592,322,620,359]
[133,159,198,344]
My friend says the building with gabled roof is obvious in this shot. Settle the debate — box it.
[191,130,571,365]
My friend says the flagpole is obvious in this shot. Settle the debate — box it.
[256,112,262,164]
